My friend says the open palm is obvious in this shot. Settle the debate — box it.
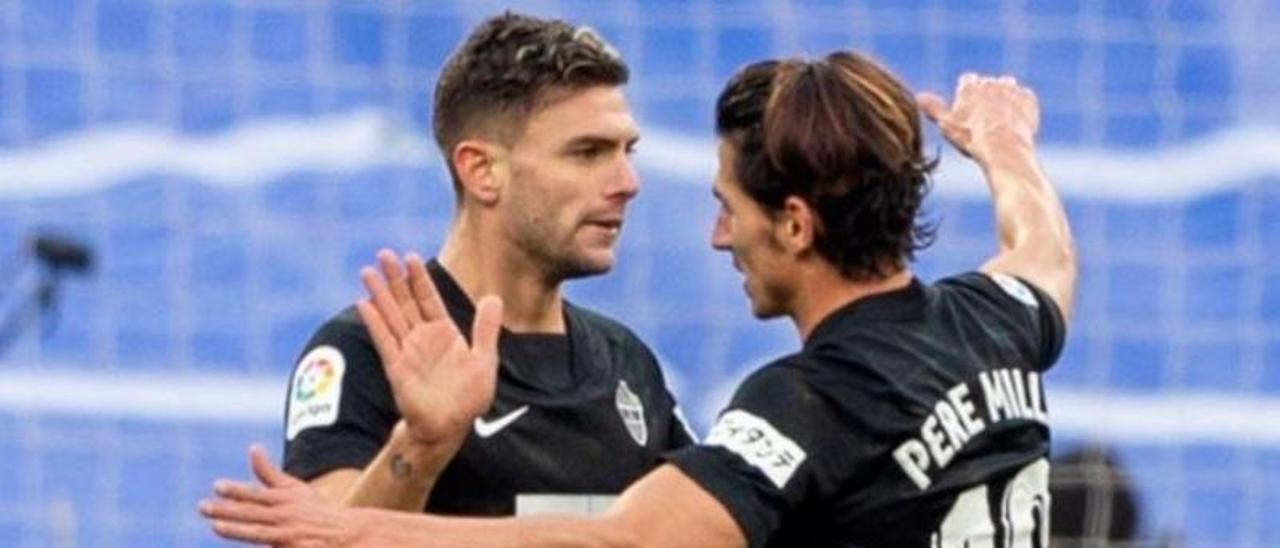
[356,250,503,445]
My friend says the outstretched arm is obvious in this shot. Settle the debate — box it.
[203,452,744,548]
[340,464,742,548]
[918,74,1077,322]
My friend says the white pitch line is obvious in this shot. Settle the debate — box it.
[1049,389,1280,447]
[0,368,283,425]
[2,111,1278,202]
[0,109,434,198]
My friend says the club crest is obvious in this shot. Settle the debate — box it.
[615,380,647,446]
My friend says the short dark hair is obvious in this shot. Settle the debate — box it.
[715,51,937,281]
[433,12,629,185]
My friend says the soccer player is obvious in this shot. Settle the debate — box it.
[282,12,694,517]
[203,50,1075,546]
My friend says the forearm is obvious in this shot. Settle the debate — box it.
[343,421,462,511]
[348,464,743,548]
[204,463,741,548]
[977,134,1077,317]
[354,509,630,548]
[980,136,1072,255]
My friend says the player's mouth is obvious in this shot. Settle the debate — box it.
[584,218,623,237]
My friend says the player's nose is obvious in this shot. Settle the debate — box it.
[606,155,640,201]
[711,210,731,250]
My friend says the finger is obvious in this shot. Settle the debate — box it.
[938,117,967,138]
[378,249,424,326]
[470,296,504,365]
[956,72,984,101]
[249,445,302,488]
[211,519,286,544]
[1017,85,1038,104]
[357,299,401,365]
[1020,88,1041,134]
[935,119,973,157]
[199,498,278,525]
[361,266,410,342]
[358,299,407,389]
[406,253,449,323]
[914,92,949,124]
[212,479,284,505]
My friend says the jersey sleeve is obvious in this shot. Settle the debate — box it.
[944,272,1067,370]
[666,363,853,547]
[647,351,698,449]
[282,314,397,480]
[665,402,698,448]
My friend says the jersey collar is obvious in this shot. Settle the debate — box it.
[426,258,481,336]
[427,259,599,387]
[804,277,927,347]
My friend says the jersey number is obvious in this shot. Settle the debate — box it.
[931,458,1049,548]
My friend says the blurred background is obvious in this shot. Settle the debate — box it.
[1,0,1279,546]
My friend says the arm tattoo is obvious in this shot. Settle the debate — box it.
[390,453,413,479]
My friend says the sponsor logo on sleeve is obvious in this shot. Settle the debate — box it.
[989,272,1039,308]
[286,345,346,441]
[705,409,807,489]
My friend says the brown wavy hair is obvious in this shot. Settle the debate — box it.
[715,51,937,281]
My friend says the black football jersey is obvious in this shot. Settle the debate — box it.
[284,260,695,515]
[669,272,1065,547]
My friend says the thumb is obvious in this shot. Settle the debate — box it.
[469,295,504,366]
[915,92,949,124]
[248,444,301,488]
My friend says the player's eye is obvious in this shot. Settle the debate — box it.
[714,194,730,215]
[573,147,604,160]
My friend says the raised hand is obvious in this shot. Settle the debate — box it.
[201,446,360,547]
[356,250,504,445]
[915,73,1040,166]
[358,250,442,347]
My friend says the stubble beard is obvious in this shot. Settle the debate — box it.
[509,215,612,284]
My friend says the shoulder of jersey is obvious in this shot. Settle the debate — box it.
[985,272,1040,308]
[310,307,374,346]
[735,356,815,395]
[331,306,369,330]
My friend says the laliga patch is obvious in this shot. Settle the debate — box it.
[286,345,346,441]
[989,272,1039,308]
[705,409,807,489]
[615,380,648,446]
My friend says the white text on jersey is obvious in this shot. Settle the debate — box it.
[893,368,1048,490]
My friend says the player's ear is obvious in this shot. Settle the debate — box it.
[778,196,816,254]
[452,139,507,206]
